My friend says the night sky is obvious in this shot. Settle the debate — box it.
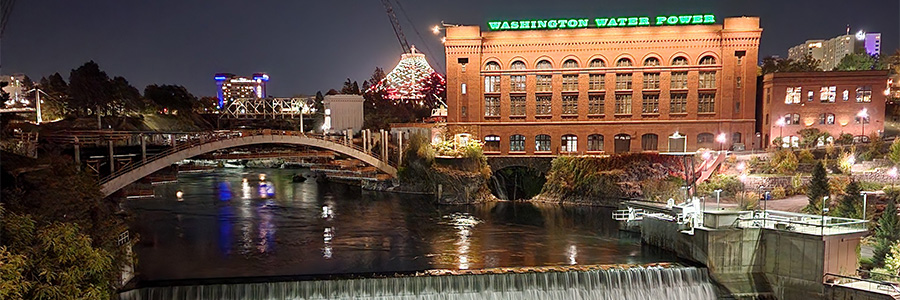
[2,0,898,97]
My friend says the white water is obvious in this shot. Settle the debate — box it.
[119,266,717,300]
[491,175,508,200]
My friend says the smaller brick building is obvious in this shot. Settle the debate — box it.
[760,70,889,147]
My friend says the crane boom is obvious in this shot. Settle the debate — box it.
[380,0,410,53]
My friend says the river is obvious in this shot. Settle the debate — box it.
[127,168,678,283]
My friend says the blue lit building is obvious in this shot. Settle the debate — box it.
[214,72,269,109]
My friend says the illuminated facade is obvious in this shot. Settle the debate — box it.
[443,16,762,154]
[787,32,882,71]
[214,73,269,109]
[760,70,889,147]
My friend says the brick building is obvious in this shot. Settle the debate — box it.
[443,16,762,155]
[760,70,889,147]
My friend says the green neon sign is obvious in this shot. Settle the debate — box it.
[487,14,715,31]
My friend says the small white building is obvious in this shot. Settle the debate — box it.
[322,94,364,134]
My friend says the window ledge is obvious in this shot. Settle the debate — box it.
[698,112,716,115]
[614,113,633,117]
[535,115,552,118]
[534,151,552,154]
[669,112,688,116]
[508,151,526,155]
[588,114,605,118]
[641,113,661,116]
[509,115,526,119]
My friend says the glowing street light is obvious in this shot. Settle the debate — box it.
[857,108,869,141]
[888,166,898,189]
[432,25,441,34]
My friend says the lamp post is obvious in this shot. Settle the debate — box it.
[714,189,723,210]
[822,196,830,236]
[857,108,869,142]
[716,132,727,152]
[775,117,786,148]
[860,191,873,221]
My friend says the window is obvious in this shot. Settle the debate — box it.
[510,135,525,152]
[484,76,500,93]
[588,95,604,115]
[562,94,578,115]
[856,115,870,124]
[785,87,802,104]
[736,77,742,88]
[671,72,688,89]
[670,93,687,114]
[510,75,526,92]
[699,71,716,89]
[843,89,849,101]
[589,58,606,68]
[616,58,632,67]
[562,74,579,91]
[643,73,660,89]
[644,57,660,67]
[563,59,579,68]
[736,56,743,65]
[510,61,526,70]
[672,57,688,66]
[614,134,632,153]
[616,73,632,90]
[642,94,659,114]
[561,135,578,152]
[818,113,835,125]
[856,86,872,102]
[484,135,500,152]
[589,74,604,90]
[485,61,501,70]
[536,60,552,69]
[641,134,658,151]
[510,96,525,116]
[782,136,800,148]
[699,56,716,65]
[698,93,715,113]
[461,106,467,117]
[587,134,604,151]
[807,90,814,102]
[535,134,551,151]
[461,83,467,94]
[484,96,500,116]
[733,132,742,144]
[536,95,551,115]
[697,133,715,144]
[784,113,800,125]
[615,94,632,114]
[536,75,552,92]
[820,86,836,102]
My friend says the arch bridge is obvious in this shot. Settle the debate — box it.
[97,130,397,197]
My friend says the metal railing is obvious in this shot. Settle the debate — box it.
[98,130,396,185]
[825,271,900,295]
[735,210,868,235]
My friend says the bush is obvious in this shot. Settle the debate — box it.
[738,191,760,210]
[836,133,854,145]
[798,149,816,164]
[771,149,798,174]
[697,174,743,198]
[772,186,786,199]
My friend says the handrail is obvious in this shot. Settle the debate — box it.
[825,271,900,294]
[99,130,396,185]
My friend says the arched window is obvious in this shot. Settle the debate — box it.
[614,134,631,153]
[784,113,800,125]
[485,61,501,71]
[700,56,717,65]
[587,134,604,151]
[510,61,526,70]
[644,57,660,67]
[641,134,658,151]
[672,56,689,66]
[562,59,579,68]
[589,58,606,68]
[697,133,715,145]
[732,132,742,144]
[817,113,836,125]
[561,134,578,153]
[536,60,552,69]
[484,135,500,152]
[535,134,551,152]
[510,134,525,152]
[616,58,632,67]
[782,136,800,148]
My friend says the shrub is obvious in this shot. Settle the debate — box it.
[771,149,798,174]
[798,149,816,164]
[772,186,786,199]
[697,174,743,198]
[737,191,760,210]
[836,133,854,145]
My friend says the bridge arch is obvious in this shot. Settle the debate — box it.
[100,133,396,197]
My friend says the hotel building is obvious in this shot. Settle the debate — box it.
[214,73,269,109]
[443,16,762,154]
[760,70,889,147]
[787,32,882,71]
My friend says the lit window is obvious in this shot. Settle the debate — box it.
[807,90,814,102]
[698,93,715,113]
[615,94,632,114]
[588,95,604,115]
[536,60,552,69]
[484,76,500,93]
[616,73,632,90]
[784,113,800,125]
[672,57,688,66]
[670,93,687,114]
[842,89,849,101]
[510,135,525,152]
[510,61,526,70]
[510,75,526,92]
[643,73,660,89]
[587,134,604,151]
[485,62,500,71]
[785,87,802,104]
[562,74,579,91]
[536,75,552,92]
[563,59,579,68]
[856,86,872,102]
[535,134,551,151]
[589,59,606,68]
[671,72,688,89]
[616,58,632,67]
[536,95,551,115]
[589,74,604,90]
[644,57,660,67]
[510,96,525,116]
[484,96,500,116]
[736,77,742,88]
[819,113,835,125]
[461,83,467,94]
[820,86,836,102]
[642,94,659,114]
[484,135,500,152]
[561,135,578,152]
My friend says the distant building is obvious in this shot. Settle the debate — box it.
[1,74,28,107]
[787,31,881,71]
[214,73,268,109]
[760,70,889,147]
[323,95,364,134]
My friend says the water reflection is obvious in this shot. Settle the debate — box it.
[129,168,678,281]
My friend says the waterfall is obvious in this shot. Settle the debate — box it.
[119,266,717,300]
[491,175,508,200]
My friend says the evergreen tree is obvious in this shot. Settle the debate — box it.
[805,161,830,213]
[889,138,900,165]
[833,180,862,219]
[874,200,900,266]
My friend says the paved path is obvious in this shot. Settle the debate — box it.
[699,194,809,213]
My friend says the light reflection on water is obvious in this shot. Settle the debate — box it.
[128,168,677,281]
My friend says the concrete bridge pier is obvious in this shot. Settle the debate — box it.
[108,140,115,173]
[140,134,147,163]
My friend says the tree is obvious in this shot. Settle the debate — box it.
[68,61,114,117]
[109,76,144,114]
[144,84,197,114]
[874,200,900,266]
[38,73,71,119]
[834,53,886,71]
[340,78,360,94]
[798,128,829,148]
[804,161,830,213]
[760,55,822,74]
[889,138,900,165]
[833,180,862,219]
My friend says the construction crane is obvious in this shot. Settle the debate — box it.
[380,0,411,54]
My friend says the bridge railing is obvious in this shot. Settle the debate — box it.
[99,130,396,186]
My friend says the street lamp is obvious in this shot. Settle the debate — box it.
[775,117,786,148]
[822,196,830,235]
[857,108,869,141]
[716,133,727,152]
[714,189,723,210]
[861,191,875,221]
